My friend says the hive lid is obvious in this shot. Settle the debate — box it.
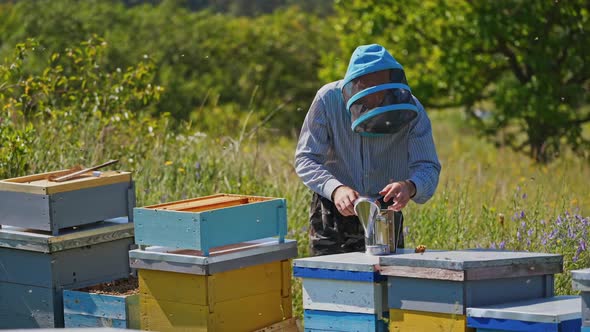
[379,250,563,281]
[129,237,297,275]
[467,295,581,323]
[0,217,133,253]
[0,170,131,195]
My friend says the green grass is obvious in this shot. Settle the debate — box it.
[20,109,590,319]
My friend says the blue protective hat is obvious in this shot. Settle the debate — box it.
[342,44,418,136]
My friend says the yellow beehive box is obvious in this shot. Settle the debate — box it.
[130,238,297,331]
[389,308,475,332]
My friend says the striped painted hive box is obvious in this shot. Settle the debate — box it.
[293,250,422,332]
[63,277,139,329]
[129,237,297,331]
[0,170,135,235]
[0,218,134,328]
[572,268,590,328]
[133,194,287,256]
[466,295,581,332]
[380,250,562,332]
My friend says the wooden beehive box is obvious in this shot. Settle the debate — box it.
[63,277,139,329]
[0,170,135,235]
[293,251,423,332]
[573,268,590,328]
[129,238,297,331]
[0,218,134,328]
[379,250,563,315]
[466,295,581,331]
[134,194,287,255]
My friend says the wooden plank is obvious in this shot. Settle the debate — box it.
[208,291,287,331]
[140,296,209,331]
[303,278,386,314]
[466,296,581,323]
[0,247,54,287]
[380,265,464,281]
[140,291,286,331]
[282,294,293,319]
[52,237,133,289]
[207,260,283,305]
[304,310,387,332]
[139,268,209,306]
[63,290,126,320]
[64,313,126,328]
[0,171,131,195]
[0,282,60,328]
[464,261,563,280]
[282,260,292,297]
[50,181,133,230]
[253,318,299,332]
[134,207,201,249]
[583,292,590,327]
[379,250,563,272]
[126,294,140,330]
[48,222,134,252]
[182,197,250,212]
[0,218,132,253]
[144,193,272,209]
[390,308,474,332]
[138,261,283,306]
[0,191,51,231]
[388,276,464,314]
[129,238,297,275]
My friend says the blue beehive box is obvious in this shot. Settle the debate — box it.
[0,218,134,328]
[133,194,287,256]
[467,295,581,332]
[379,250,563,315]
[572,268,590,328]
[293,250,420,332]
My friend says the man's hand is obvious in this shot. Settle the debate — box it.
[332,186,359,216]
[379,180,416,211]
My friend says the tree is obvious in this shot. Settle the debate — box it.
[326,0,590,162]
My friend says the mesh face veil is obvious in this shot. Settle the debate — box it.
[342,45,418,136]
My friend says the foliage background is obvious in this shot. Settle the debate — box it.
[1,0,589,320]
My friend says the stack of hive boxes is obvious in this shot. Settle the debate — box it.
[379,250,568,332]
[293,251,421,332]
[573,269,590,332]
[130,193,298,331]
[0,170,135,328]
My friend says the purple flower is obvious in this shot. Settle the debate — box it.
[580,239,587,251]
[490,242,496,249]
[520,211,526,219]
[557,216,562,225]
[527,228,534,237]
[522,193,527,199]
[548,229,558,240]
[517,230,521,241]
[194,162,201,170]
[499,241,506,250]
[541,236,548,246]
[521,221,526,228]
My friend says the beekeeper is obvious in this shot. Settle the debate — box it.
[295,44,441,256]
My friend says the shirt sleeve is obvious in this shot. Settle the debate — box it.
[294,92,343,201]
[407,99,442,204]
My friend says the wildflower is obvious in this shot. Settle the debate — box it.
[178,167,185,173]
[580,239,587,251]
[499,241,506,250]
[165,160,173,166]
[520,211,526,219]
[490,242,496,249]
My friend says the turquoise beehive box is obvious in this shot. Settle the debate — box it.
[133,194,287,256]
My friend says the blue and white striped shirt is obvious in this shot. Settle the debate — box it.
[295,80,441,203]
